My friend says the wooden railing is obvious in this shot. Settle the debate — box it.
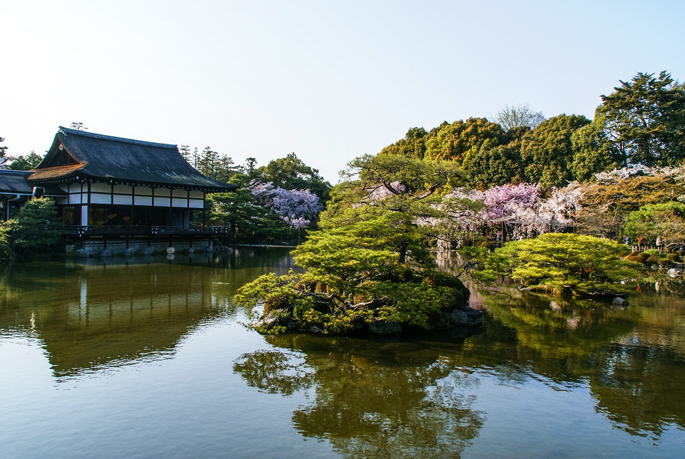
[62,225,228,237]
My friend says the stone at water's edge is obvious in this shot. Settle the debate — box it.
[450,307,483,327]
[368,320,403,335]
[254,312,280,329]
[612,297,629,306]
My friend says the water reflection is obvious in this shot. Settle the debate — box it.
[3,250,685,455]
[0,248,296,379]
[471,284,685,439]
[235,331,486,458]
[234,281,685,450]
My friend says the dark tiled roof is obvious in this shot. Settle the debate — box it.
[0,169,65,196]
[29,127,237,192]
[0,170,33,194]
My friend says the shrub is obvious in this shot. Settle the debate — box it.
[625,255,645,264]
[481,233,641,295]
[667,253,680,262]
[659,258,671,267]
[1,198,62,259]
[0,229,9,261]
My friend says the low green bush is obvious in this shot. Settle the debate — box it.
[625,254,645,264]
[667,253,680,261]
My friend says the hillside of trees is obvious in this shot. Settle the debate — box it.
[379,71,684,190]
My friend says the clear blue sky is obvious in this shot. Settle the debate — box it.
[2,0,684,182]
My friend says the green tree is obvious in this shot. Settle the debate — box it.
[197,146,219,178]
[570,116,621,182]
[481,233,639,295]
[1,198,62,259]
[256,153,331,201]
[378,126,433,159]
[423,118,507,166]
[521,114,591,188]
[8,151,43,170]
[0,228,9,261]
[244,157,258,179]
[208,174,294,244]
[179,145,191,162]
[234,155,471,335]
[623,202,685,248]
[598,71,685,167]
[466,140,525,188]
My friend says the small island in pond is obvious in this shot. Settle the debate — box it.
[234,155,483,335]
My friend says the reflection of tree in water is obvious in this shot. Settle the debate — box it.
[589,343,685,438]
[233,350,315,395]
[473,285,685,439]
[234,334,485,458]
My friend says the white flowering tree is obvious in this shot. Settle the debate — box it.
[251,181,322,229]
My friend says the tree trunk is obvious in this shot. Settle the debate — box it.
[398,243,408,264]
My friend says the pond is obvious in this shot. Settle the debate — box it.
[1,248,684,458]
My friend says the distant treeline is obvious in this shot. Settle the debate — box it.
[379,71,685,190]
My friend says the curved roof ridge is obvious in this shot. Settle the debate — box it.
[58,126,177,149]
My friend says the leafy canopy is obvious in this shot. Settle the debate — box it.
[234,155,470,334]
[481,233,638,295]
[520,114,591,189]
[598,71,685,167]
[8,151,44,170]
[623,202,685,247]
[256,152,331,201]
[1,198,62,259]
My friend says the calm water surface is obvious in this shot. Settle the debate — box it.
[1,248,684,458]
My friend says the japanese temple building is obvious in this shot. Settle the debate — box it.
[1,127,237,254]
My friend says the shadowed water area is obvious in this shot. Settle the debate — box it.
[1,248,684,458]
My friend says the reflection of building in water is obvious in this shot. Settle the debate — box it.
[0,263,234,378]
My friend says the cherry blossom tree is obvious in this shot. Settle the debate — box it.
[271,188,323,228]
[250,181,322,229]
[538,181,584,232]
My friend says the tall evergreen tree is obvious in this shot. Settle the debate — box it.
[179,145,191,162]
[598,71,685,167]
